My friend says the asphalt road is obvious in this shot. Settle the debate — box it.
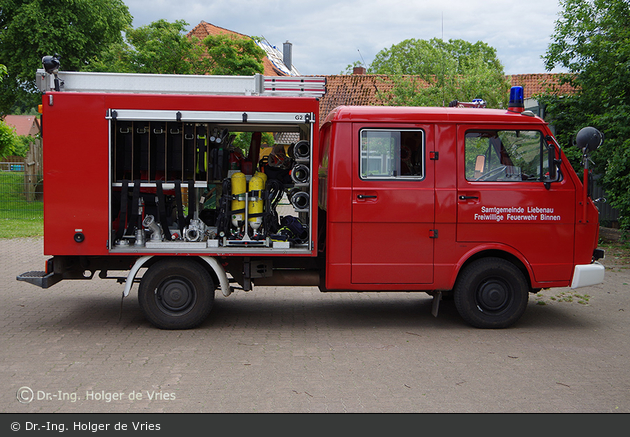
[1,237,628,413]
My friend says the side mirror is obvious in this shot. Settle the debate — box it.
[575,127,604,153]
[574,127,603,201]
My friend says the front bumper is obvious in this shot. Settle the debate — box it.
[570,262,605,289]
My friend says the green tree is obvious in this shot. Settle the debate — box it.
[86,19,211,75]
[542,0,630,230]
[0,0,132,114]
[1,62,30,157]
[231,132,275,156]
[202,34,266,76]
[0,121,30,157]
[370,38,510,108]
[87,22,265,77]
[0,121,16,157]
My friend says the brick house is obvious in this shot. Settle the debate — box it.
[187,21,299,77]
[2,115,40,139]
[1,114,41,164]
[1,115,42,199]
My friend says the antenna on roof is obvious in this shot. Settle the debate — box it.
[441,12,446,106]
[357,49,367,68]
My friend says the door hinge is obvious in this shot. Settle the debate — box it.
[430,151,439,160]
[429,229,438,238]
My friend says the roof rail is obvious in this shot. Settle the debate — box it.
[448,98,487,108]
[36,69,326,98]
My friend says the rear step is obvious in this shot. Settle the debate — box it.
[17,271,61,289]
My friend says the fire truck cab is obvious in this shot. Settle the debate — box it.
[318,102,605,328]
[18,63,605,330]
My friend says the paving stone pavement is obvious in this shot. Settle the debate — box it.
[1,237,629,413]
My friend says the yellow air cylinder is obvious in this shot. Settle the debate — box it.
[231,172,246,228]
[254,171,267,187]
[248,175,264,233]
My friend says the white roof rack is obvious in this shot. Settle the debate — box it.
[36,69,326,98]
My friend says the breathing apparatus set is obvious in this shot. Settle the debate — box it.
[216,138,311,247]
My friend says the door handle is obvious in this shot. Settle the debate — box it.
[357,194,377,200]
[459,195,479,200]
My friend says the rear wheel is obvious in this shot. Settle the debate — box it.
[454,257,528,328]
[138,258,215,329]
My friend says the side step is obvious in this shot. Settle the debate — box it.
[16,271,62,289]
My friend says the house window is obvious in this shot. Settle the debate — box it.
[360,129,425,180]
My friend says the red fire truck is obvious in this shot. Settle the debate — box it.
[18,58,605,329]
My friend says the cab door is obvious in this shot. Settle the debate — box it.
[351,125,435,284]
[456,125,576,282]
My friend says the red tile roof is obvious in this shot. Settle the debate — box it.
[317,73,577,123]
[188,21,248,39]
[2,115,40,137]
[318,75,395,123]
[187,21,284,77]
[510,73,576,98]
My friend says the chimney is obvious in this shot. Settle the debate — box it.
[353,66,367,75]
[283,41,293,71]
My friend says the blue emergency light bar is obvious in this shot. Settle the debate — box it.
[508,86,524,113]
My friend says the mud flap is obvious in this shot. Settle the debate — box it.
[431,291,442,317]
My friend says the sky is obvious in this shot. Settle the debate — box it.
[123,0,565,76]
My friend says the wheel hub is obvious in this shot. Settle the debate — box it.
[477,279,510,313]
[157,278,194,312]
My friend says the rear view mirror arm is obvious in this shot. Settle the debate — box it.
[544,138,562,190]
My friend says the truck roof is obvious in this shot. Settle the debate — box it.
[324,105,547,126]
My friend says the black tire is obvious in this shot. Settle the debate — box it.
[454,257,528,329]
[138,258,215,330]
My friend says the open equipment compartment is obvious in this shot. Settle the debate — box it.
[108,108,316,254]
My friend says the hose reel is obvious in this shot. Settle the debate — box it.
[290,191,309,210]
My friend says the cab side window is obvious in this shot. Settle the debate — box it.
[465,130,550,182]
[360,129,424,180]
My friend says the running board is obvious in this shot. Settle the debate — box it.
[16,271,62,289]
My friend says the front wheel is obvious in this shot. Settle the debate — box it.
[138,258,215,329]
[454,257,528,329]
